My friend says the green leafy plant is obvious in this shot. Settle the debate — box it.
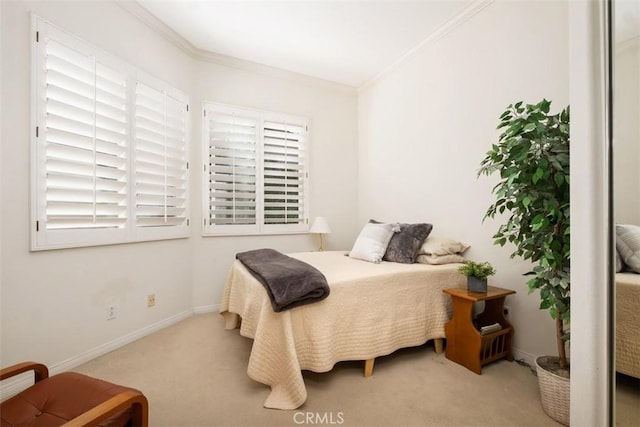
[458,261,496,281]
[479,99,570,370]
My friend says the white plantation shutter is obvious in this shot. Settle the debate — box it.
[44,40,128,231]
[203,102,308,236]
[134,81,188,229]
[262,120,306,227]
[205,107,258,233]
[32,17,189,250]
[32,21,130,250]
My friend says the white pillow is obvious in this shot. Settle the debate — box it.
[349,222,398,263]
[616,224,640,273]
[419,236,470,256]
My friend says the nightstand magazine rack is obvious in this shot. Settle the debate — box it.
[443,286,516,374]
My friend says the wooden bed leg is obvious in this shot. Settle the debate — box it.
[434,338,444,354]
[364,359,374,377]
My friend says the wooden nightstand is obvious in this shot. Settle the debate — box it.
[443,286,516,374]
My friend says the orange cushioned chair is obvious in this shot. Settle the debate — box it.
[0,362,148,427]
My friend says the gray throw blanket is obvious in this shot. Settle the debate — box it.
[236,249,330,312]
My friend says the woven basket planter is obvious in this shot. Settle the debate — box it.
[535,356,570,426]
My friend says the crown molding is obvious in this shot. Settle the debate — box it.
[358,0,494,93]
[115,0,356,95]
[193,48,356,95]
[116,0,197,55]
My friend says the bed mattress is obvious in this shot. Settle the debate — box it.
[616,272,640,379]
[220,250,465,409]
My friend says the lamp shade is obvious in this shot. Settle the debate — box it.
[309,216,331,234]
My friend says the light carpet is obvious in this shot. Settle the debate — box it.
[73,313,638,427]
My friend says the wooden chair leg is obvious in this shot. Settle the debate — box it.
[434,338,444,354]
[364,359,374,377]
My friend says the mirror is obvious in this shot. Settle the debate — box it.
[612,0,640,424]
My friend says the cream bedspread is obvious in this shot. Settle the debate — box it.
[616,272,640,379]
[220,251,465,409]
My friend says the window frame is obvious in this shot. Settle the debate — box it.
[30,16,190,251]
[202,102,310,236]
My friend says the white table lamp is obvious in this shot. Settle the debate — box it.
[309,216,331,251]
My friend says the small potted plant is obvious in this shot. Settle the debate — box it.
[458,261,496,293]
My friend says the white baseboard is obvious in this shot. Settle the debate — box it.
[0,306,539,400]
[52,309,195,374]
[512,346,537,369]
[1,308,195,399]
[0,307,225,399]
[193,303,219,314]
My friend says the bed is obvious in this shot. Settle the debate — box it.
[616,272,640,379]
[220,250,466,409]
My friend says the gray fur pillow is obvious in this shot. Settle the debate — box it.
[377,222,433,264]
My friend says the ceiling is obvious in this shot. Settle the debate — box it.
[137,0,474,87]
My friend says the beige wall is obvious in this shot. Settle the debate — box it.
[357,0,569,360]
[614,37,640,224]
[0,0,359,372]
[190,62,359,309]
[1,0,195,371]
[0,0,617,420]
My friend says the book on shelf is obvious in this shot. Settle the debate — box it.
[479,322,502,335]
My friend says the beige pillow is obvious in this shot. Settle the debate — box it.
[416,253,467,265]
[419,236,470,256]
[616,224,640,273]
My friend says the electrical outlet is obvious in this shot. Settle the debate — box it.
[503,305,511,321]
[107,305,116,320]
[147,294,156,308]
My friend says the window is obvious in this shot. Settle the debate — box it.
[133,79,189,234]
[203,102,309,235]
[31,17,189,250]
